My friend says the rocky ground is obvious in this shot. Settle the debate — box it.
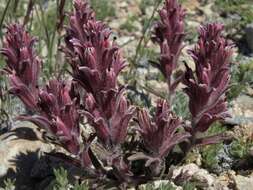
[0,0,253,189]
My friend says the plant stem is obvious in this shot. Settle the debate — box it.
[129,0,163,75]
[23,0,35,26]
[37,2,50,49]
[0,0,12,33]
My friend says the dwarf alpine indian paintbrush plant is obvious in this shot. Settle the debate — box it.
[0,23,89,163]
[151,0,185,102]
[1,0,234,187]
[182,23,233,147]
[63,0,136,149]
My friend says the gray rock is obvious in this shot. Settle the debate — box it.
[0,122,54,190]
[0,121,91,190]
[214,144,234,173]
[169,163,215,189]
[249,146,253,157]
[245,23,253,53]
[229,94,253,126]
[212,170,236,190]
[233,175,253,190]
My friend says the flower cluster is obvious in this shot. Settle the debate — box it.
[22,80,81,154]
[184,23,233,136]
[64,0,135,149]
[1,24,82,157]
[133,100,190,174]
[0,0,234,186]
[1,24,41,111]
[137,100,190,158]
[152,0,185,96]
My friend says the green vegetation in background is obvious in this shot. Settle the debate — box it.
[120,15,139,33]
[90,0,115,20]
[182,182,196,190]
[172,91,189,119]
[52,167,89,190]
[0,167,90,190]
[0,179,15,190]
[200,122,226,172]
[139,0,154,14]
[53,167,69,190]
[141,181,176,190]
[228,60,253,101]
[215,0,253,27]
[201,143,224,172]
[201,121,253,171]
[129,0,162,71]
[229,138,253,159]
[35,1,58,78]
[157,183,177,190]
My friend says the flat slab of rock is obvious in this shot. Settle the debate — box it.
[229,95,253,125]
[0,122,54,189]
[233,175,253,190]
[169,163,215,189]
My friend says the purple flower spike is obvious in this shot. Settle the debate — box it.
[18,80,81,155]
[1,24,41,110]
[183,23,233,135]
[137,99,190,159]
[131,99,190,175]
[83,88,135,147]
[63,0,135,148]
[152,0,185,97]
[1,24,83,156]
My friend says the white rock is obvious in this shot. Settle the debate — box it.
[233,175,253,190]
[0,121,54,177]
[170,163,215,188]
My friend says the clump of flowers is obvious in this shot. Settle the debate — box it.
[1,24,41,111]
[152,0,185,101]
[183,23,233,147]
[63,0,135,149]
[0,23,84,160]
[1,0,234,187]
[132,99,190,176]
